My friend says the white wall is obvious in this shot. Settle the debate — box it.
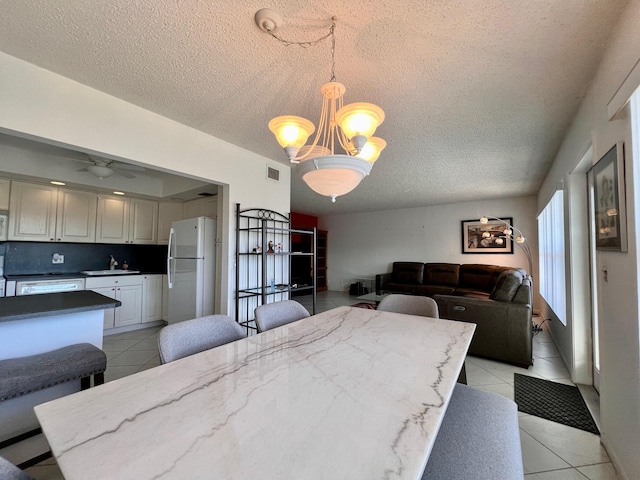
[319,195,537,303]
[0,52,291,318]
[536,1,640,478]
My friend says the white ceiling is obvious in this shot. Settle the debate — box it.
[0,1,628,215]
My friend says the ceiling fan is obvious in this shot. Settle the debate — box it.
[77,156,145,179]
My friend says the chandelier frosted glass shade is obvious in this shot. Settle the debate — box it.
[356,137,387,163]
[296,155,372,202]
[335,102,385,140]
[268,116,315,159]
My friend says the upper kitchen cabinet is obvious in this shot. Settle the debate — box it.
[8,181,97,242]
[129,198,158,244]
[0,178,10,210]
[183,195,217,219]
[157,202,183,244]
[96,195,158,244]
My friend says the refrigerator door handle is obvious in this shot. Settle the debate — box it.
[167,228,175,289]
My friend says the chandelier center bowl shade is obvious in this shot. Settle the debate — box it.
[257,11,386,203]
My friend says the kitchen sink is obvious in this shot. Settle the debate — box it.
[81,270,141,276]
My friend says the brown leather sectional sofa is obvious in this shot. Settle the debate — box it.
[375,262,533,367]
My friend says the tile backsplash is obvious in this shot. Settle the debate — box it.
[1,242,167,275]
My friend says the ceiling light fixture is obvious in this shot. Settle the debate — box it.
[256,9,386,203]
[480,215,533,275]
[50,181,66,186]
[87,164,114,179]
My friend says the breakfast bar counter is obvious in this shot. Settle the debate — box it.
[35,306,475,479]
[0,290,120,324]
[0,291,120,360]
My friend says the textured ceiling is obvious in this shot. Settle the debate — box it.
[0,1,628,215]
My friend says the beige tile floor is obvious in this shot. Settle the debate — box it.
[25,291,619,479]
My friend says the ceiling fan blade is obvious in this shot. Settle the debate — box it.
[114,163,145,172]
[114,169,136,179]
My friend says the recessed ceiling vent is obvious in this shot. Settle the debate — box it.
[198,192,215,197]
[267,166,280,181]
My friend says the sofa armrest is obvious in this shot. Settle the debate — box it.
[433,295,533,367]
[375,273,393,294]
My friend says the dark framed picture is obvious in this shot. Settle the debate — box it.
[462,217,514,254]
[592,142,627,251]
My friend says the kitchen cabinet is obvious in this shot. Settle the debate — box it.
[8,181,97,242]
[96,195,158,244]
[129,198,158,244]
[142,274,163,322]
[183,196,217,219]
[86,275,143,329]
[96,194,129,243]
[0,178,10,210]
[162,274,169,322]
[157,202,183,244]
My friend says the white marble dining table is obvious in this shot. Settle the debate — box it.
[35,305,475,479]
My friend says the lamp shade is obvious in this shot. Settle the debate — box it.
[356,137,387,163]
[268,116,315,149]
[87,165,114,178]
[302,168,364,197]
[335,102,385,139]
[296,154,372,202]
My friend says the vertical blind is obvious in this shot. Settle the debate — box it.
[538,190,566,325]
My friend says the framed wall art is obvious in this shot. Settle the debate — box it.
[461,217,514,254]
[592,142,627,251]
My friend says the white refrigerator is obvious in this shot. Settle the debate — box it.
[167,217,216,324]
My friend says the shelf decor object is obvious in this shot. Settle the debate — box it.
[255,8,386,203]
[235,204,317,333]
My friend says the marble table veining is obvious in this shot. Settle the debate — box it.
[35,306,475,480]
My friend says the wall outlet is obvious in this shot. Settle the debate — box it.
[52,253,65,264]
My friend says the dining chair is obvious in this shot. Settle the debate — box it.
[377,294,467,383]
[0,456,35,480]
[158,315,246,364]
[377,294,440,317]
[254,300,310,332]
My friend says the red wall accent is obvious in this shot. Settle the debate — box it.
[291,211,318,229]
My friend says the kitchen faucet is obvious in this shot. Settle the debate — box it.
[109,255,118,270]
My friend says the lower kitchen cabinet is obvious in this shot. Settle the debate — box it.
[86,275,143,329]
[142,274,163,322]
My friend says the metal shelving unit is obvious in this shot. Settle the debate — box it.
[235,204,316,334]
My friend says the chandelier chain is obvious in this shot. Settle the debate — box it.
[267,21,334,49]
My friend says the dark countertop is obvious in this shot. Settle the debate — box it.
[0,291,122,323]
[4,272,165,281]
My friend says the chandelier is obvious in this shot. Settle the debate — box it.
[255,9,386,203]
[480,215,533,275]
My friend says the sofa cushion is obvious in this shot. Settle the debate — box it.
[415,284,456,296]
[490,269,525,302]
[453,288,491,299]
[423,263,460,287]
[459,264,505,292]
[391,262,424,285]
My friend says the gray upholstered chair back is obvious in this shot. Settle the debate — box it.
[158,315,246,364]
[377,294,440,318]
[254,300,310,332]
[0,457,35,480]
